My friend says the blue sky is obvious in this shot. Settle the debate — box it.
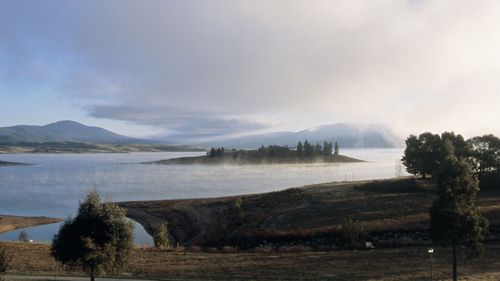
[2,0,500,141]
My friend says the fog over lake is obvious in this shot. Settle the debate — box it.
[0,149,405,244]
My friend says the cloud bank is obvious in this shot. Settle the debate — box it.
[2,0,500,139]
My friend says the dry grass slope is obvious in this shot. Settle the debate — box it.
[2,241,500,280]
[120,177,500,248]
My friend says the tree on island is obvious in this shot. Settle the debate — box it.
[297,141,303,157]
[430,139,489,281]
[303,140,313,157]
[51,191,134,281]
[208,147,226,157]
[334,142,339,155]
[295,140,336,157]
[313,143,322,155]
[323,141,333,156]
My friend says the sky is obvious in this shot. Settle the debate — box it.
[1,0,500,141]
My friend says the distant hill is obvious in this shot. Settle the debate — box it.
[0,120,151,144]
[0,121,403,150]
[210,123,403,149]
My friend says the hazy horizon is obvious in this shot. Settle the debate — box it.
[2,1,500,141]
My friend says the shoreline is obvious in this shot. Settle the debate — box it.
[0,160,33,166]
[0,143,205,154]
[0,215,62,234]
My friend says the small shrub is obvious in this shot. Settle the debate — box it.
[316,245,338,252]
[222,246,238,253]
[0,243,10,273]
[253,246,272,253]
[277,245,313,253]
[189,245,202,252]
[230,198,244,226]
[340,217,366,243]
[153,223,171,249]
[18,230,28,242]
[376,239,401,248]
[205,247,219,253]
[172,246,185,252]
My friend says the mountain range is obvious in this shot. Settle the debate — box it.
[0,121,403,148]
[0,120,150,144]
[209,123,403,149]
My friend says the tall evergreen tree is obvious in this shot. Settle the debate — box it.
[314,143,322,155]
[430,140,489,281]
[297,141,303,157]
[334,142,339,156]
[323,141,333,155]
[304,140,313,157]
[209,147,216,157]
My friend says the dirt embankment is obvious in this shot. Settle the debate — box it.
[119,177,500,249]
[0,215,62,234]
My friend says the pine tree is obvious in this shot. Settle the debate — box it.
[304,140,313,157]
[314,143,322,155]
[297,141,303,157]
[323,141,333,156]
[209,147,216,157]
[334,142,340,155]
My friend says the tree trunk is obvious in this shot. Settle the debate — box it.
[452,242,458,281]
[90,269,95,281]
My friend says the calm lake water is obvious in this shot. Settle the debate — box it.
[0,148,405,245]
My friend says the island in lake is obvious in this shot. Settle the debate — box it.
[144,141,363,165]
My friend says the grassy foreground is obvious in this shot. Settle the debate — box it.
[2,241,500,280]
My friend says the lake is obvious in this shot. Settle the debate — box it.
[0,148,405,245]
